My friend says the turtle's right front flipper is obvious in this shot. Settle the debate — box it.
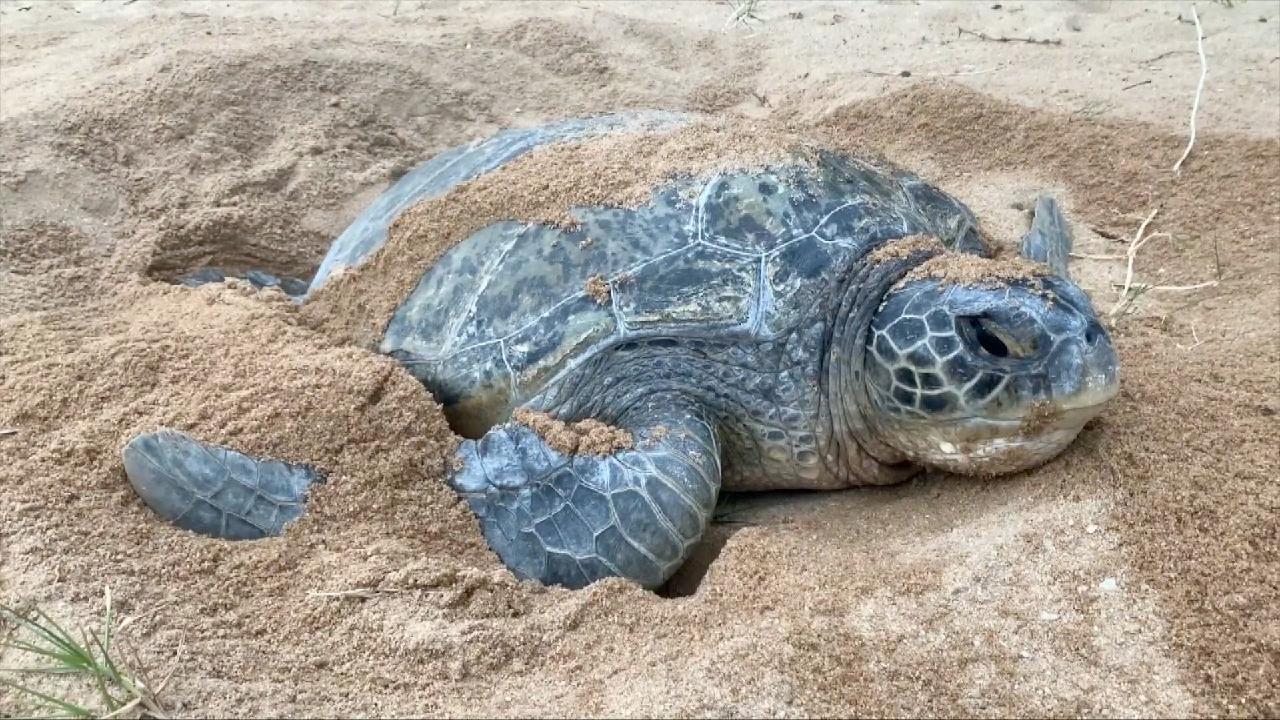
[122,430,323,540]
[450,395,721,590]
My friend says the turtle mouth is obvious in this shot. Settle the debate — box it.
[899,395,1115,476]
[920,424,1085,475]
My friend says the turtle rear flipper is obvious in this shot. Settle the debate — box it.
[122,430,323,540]
[451,395,721,590]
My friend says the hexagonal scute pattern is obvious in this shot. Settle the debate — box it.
[450,399,720,589]
[122,430,323,540]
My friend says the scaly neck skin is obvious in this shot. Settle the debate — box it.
[818,244,941,486]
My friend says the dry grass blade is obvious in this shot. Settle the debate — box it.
[99,696,143,720]
[307,587,407,600]
[1069,252,1126,261]
[722,0,763,33]
[1113,280,1220,292]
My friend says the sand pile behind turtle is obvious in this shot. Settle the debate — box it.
[2,4,1278,716]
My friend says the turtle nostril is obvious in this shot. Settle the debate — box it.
[1084,322,1104,347]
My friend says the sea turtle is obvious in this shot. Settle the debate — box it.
[122,113,1120,590]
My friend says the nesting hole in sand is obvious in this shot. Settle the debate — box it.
[147,242,321,297]
[658,523,742,598]
[145,223,329,296]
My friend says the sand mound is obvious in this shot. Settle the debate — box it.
[2,2,1277,717]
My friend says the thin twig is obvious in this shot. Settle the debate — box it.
[1114,280,1220,292]
[118,639,168,718]
[151,633,185,697]
[1070,252,1126,261]
[0,429,16,437]
[1109,208,1161,319]
[957,27,1062,46]
[1176,325,1207,351]
[942,66,1003,76]
[1212,236,1222,279]
[114,602,170,638]
[863,65,1003,78]
[1122,79,1152,91]
[307,587,406,600]
[100,696,142,719]
[1138,49,1195,64]
[1173,5,1207,174]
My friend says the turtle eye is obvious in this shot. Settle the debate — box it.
[959,315,1034,359]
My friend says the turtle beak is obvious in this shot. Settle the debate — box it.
[1049,316,1120,413]
[1019,195,1072,278]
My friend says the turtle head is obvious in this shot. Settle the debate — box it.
[860,199,1119,475]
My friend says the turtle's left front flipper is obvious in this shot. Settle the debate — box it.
[1020,195,1073,277]
[122,430,323,540]
[450,394,721,590]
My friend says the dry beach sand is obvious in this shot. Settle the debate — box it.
[1,0,1278,717]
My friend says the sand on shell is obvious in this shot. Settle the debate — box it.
[512,409,633,457]
[2,1,1278,717]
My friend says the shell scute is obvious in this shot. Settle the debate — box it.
[613,242,757,330]
[505,294,617,391]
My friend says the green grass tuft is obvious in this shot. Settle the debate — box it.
[0,589,169,720]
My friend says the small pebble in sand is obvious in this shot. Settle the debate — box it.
[1099,577,1120,592]
[1039,611,1060,621]
[1086,524,1100,534]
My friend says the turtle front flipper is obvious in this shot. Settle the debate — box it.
[1019,195,1073,277]
[450,395,721,590]
[122,430,323,540]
